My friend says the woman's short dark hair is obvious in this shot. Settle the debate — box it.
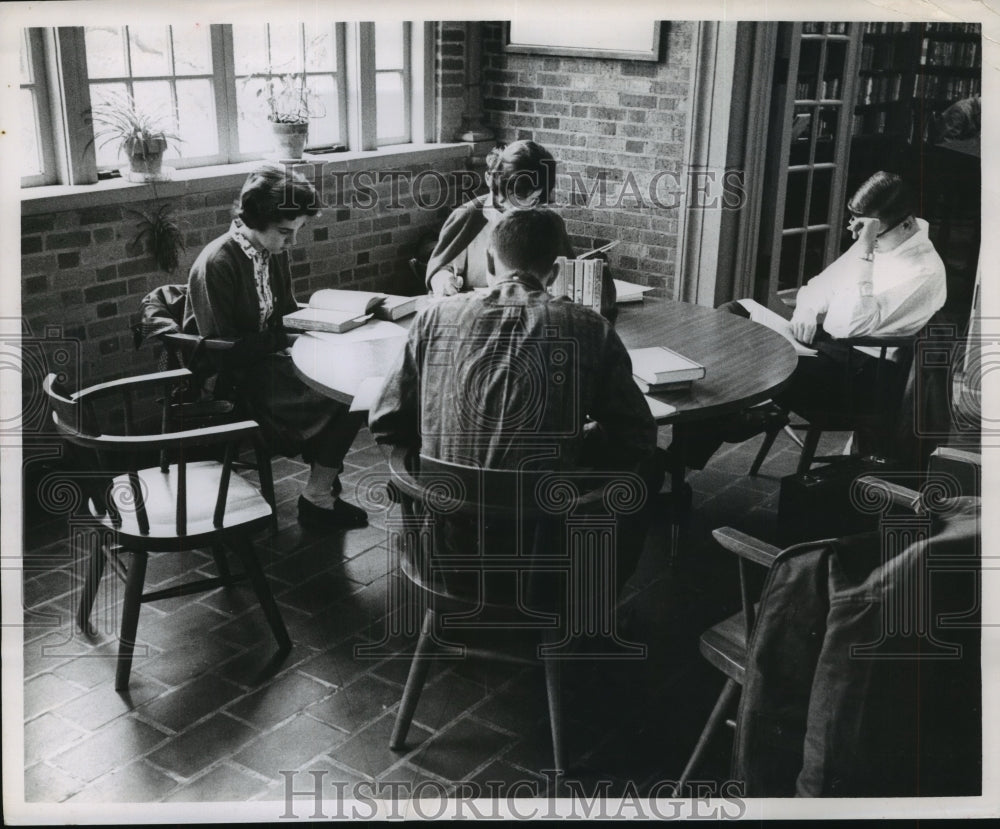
[486,140,557,209]
[236,163,322,230]
[847,171,915,230]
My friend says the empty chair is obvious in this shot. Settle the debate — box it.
[44,368,291,691]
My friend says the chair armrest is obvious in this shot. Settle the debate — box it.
[386,446,427,503]
[839,335,914,348]
[72,368,191,401]
[711,527,782,568]
[85,419,260,451]
[856,475,922,512]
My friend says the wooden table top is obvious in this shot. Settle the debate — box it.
[291,295,798,423]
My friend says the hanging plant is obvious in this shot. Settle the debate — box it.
[128,204,186,274]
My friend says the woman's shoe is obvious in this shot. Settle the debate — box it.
[298,495,368,529]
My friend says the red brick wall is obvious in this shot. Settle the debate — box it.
[480,22,696,297]
[20,156,467,392]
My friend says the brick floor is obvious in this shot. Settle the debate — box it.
[18,425,850,808]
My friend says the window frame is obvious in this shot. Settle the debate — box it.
[20,28,58,187]
[22,21,433,188]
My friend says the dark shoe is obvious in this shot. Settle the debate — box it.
[298,495,368,529]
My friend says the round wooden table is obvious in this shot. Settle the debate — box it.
[614,297,798,423]
[291,296,798,423]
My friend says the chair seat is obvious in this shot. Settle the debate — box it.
[107,461,272,541]
[699,612,747,683]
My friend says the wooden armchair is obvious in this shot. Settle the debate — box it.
[750,334,916,476]
[43,368,290,691]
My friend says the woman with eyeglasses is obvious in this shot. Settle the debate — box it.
[424,140,617,319]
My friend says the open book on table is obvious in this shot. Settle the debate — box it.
[628,346,706,393]
[737,299,817,357]
[284,289,386,334]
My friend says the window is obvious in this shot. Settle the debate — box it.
[23,22,428,186]
[374,22,411,146]
[20,29,56,186]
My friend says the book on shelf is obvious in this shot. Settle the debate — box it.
[372,294,420,321]
[628,346,706,392]
[283,289,386,334]
[549,256,605,312]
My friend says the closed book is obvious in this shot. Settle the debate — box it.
[284,289,386,334]
[373,295,419,321]
[628,346,706,385]
[633,375,693,394]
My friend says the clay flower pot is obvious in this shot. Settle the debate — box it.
[124,134,168,178]
[270,121,309,160]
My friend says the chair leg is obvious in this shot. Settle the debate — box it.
[674,678,740,796]
[77,536,108,634]
[211,545,232,582]
[542,632,565,774]
[115,550,148,691]
[229,536,291,652]
[390,608,436,751]
[796,428,822,476]
[749,425,782,477]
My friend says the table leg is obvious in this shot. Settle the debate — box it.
[667,424,694,560]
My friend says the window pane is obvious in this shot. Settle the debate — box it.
[268,24,302,73]
[21,88,42,177]
[778,233,803,292]
[171,24,212,75]
[803,230,828,279]
[375,23,404,69]
[376,71,404,140]
[85,26,127,79]
[809,168,834,225]
[90,82,129,168]
[783,170,808,230]
[175,79,218,158]
[307,75,339,145]
[789,104,813,166]
[236,76,272,154]
[20,30,31,83]
[815,106,839,163]
[304,25,336,71]
[128,26,171,77]
[233,25,269,75]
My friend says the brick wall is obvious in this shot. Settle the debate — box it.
[480,22,696,297]
[20,154,470,396]
[436,22,468,142]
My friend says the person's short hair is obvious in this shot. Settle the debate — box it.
[490,207,565,278]
[847,171,915,231]
[236,163,322,230]
[486,141,556,208]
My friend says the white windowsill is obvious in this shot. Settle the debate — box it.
[21,142,486,216]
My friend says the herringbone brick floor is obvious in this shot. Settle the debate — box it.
[20,425,849,807]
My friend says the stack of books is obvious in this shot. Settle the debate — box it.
[549,257,605,312]
[283,289,420,334]
[628,346,706,393]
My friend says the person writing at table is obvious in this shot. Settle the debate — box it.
[184,163,368,529]
[371,207,660,591]
[425,140,617,320]
[676,171,947,469]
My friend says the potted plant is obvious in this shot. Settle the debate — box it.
[255,73,323,160]
[89,91,180,182]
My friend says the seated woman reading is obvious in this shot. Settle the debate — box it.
[678,170,947,469]
[184,163,367,529]
[425,140,617,319]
